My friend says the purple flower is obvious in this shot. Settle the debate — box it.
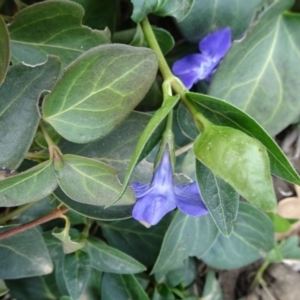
[131,148,208,226]
[172,28,232,89]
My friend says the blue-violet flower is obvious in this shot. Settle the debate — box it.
[172,28,232,89]
[132,148,208,226]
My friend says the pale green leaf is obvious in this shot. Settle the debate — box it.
[201,271,222,300]
[9,0,110,67]
[209,0,300,136]
[0,16,10,85]
[0,160,57,207]
[0,227,53,279]
[43,44,158,143]
[194,124,276,211]
[87,237,146,274]
[0,57,60,169]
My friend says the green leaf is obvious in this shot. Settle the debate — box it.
[43,44,157,143]
[201,270,222,300]
[196,160,239,236]
[9,0,110,68]
[56,154,135,206]
[52,226,85,254]
[177,0,267,42]
[71,0,118,32]
[279,236,300,260]
[177,103,199,140]
[87,237,146,274]
[101,217,170,267]
[118,95,180,201]
[153,27,175,55]
[194,123,276,211]
[267,213,294,233]
[63,251,91,300]
[131,0,194,23]
[59,111,154,183]
[0,227,53,279]
[5,272,62,300]
[209,0,300,136]
[201,202,274,270]
[152,212,218,274]
[0,57,61,169]
[0,160,57,207]
[101,273,149,300]
[54,186,134,220]
[152,284,175,300]
[0,280,8,297]
[0,16,9,85]
[186,92,300,186]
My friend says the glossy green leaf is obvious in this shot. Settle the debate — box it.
[57,154,135,207]
[194,123,276,211]
[0,227,53,279]
[101,273,149,300]
[87,237,146,274]
[101,217,170,267]
[186,92,300,186]
[202,203,274,269]
[201,271,222,300]
[63,251,91,300]
[0,160,57,207]
[177,0,267,42]
[118,95,180,201]
[131,0,194,23]
[59,111,154,183]
[9,0,110,67]
[71,0,117,32]
[0,57,60,169]
[43,44,157,143]
[152,212,218,274]
[0,16,10,85]
[177,103,199,140]
[209,0,300,136]
[196,160,239,236]
[43,231,65,262]
[54,186,134,220]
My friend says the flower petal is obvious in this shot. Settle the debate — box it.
[132,192,176,225]
[174,182,209,216]
[152,146,173,187]
[172,54,213,89]
[131,181,151,197]
[199,28,231,64]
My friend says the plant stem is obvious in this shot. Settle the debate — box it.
[0,206,69,241]
[175,142,194,157]
[140,17,174,81]
[0,201,39,225]
[140,17,209,132]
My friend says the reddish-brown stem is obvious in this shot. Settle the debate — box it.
[0,206,69,241]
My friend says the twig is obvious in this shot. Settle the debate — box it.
[0,206,69,241]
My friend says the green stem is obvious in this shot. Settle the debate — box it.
[141,17,209,132]
[140,18,174,81]
[25,152,50,160]
[0,201,38,225]
[250,260,270,291]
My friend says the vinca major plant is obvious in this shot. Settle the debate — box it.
[0,0,300,299]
